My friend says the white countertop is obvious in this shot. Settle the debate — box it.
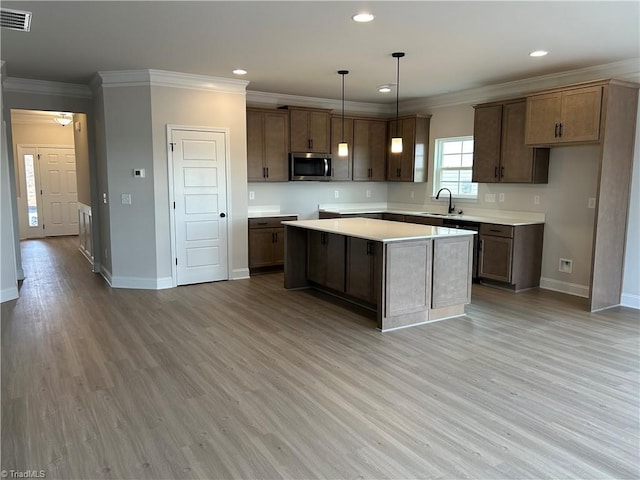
[282,218,477,243]
[318,205,544,226]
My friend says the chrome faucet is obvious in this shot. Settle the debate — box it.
[436,188,455,214]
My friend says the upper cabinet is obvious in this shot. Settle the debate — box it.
[525,85,603,145]
[473,99,549,183]
[286,107,331,153]
[352,118,387,181]
[247,108,289,182]
[330,115,353,181]
[386,115,431,182]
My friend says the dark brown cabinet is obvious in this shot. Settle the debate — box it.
[287,107,331,153]
[473,100,549,183]
[247,108,289,182]
[404,215,444,226]
[386,115,431,182]
[525,85,603,145]
[478,223,544,290]
[330,115,353,180]
[249,216,295,273]
[346,237,380,305]
[352,118,387,181]
[307,230,345,292]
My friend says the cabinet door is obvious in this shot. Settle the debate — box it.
[398,118,417,181]
[272,228,285,265]
[346,237,374,303]
[247,110,266,182]
[331,116,353,180]
[325,233,346,292]
[501,101,535,183]
[432,236,472,308]
[369,120,387,181]
[560,86,602,143]
[307,230,326,284]
[290,109,310,152]
[525,92,562,145]
[309,111,331,153]
[479,235,513,283]
[472,104,502,183]
[249,228,275,268]
[387,119,402,180]
[263,112,289,181]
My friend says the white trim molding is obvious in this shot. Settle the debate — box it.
[540,277,590,298]
[108,275,173,290]
[0,286,19,303]
[621,293,640,310]
[95,69,249,94]
[231,268,250,280]
[2,77,92,98]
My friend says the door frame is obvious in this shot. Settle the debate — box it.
[15,143,76,239]
[166,124,232,287]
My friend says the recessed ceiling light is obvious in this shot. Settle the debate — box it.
[233,69,248,75]
[352,12,374,23]
[529,50,548,57]
[378,85,392,93]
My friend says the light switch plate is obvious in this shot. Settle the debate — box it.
[485,193,496,203]
[121,193,132,205]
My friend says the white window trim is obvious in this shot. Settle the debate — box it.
[432,135,478,200]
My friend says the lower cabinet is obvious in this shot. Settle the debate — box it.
[346,237,380,305]
[478,223,543,290]
[307,231,346,292]
[249,216,296,273]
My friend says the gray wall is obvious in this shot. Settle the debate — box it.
[622,104,640,307]
[73,113,92,206]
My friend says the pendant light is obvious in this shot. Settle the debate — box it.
[338,70,349,157]
[54,113,72,126]
[391,52,405,153]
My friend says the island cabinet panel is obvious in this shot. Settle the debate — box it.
[384,240,431,317]
[307,231,346,292]
[352,119,387,181]
[525,85,603,145]
[346,237,380,305]
[432,236,473,308]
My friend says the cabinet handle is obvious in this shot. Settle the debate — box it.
[397,168,400,178]
[500,166,504,178]
[558,123,563,137]
[257,222,268,226]
[309,139,313,150]
[489,228,501,233]
[266,167,269,178]
[494,166,498,178]
[263,167,266,178]
[554,123,559,138]
[274,232,278,243]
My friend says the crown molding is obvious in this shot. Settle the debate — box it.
[94,69,249,94]
[246,90,391,116]
[2,77,92,98]
[401,58,640,112]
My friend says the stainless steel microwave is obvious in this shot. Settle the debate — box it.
[290,153,332,181]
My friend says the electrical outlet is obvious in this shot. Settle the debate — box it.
[559,258,573,273]
[499,193,505,203]
[534,195,540,205]
[410,191,415,199]
[366,189,371,198]
[249,191,255,200]
[334,190,339,199]
[588,197,596,209]
[485,193,496,203]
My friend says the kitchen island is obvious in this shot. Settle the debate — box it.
[283,218,476,331]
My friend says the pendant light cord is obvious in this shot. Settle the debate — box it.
[342,73,345,142]
[395,56,400,137]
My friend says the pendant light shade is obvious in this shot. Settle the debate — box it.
[338,70,349,157]
[391,52,405,154]
[54,113,72,126]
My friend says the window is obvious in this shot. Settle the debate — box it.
[433,136,477,199]
[24,154,39,227]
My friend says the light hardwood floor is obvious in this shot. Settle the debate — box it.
[2,236,639,479]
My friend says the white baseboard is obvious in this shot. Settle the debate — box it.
[101,267,113,286]
[621,293,640,309]
[17,267,24,281]
[231,268,250,280]
[0,286,19,303]
[540,277,590,298]
[110,275,174,290]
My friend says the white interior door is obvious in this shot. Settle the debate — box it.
[171,129,228,285]
[38,147,78,236]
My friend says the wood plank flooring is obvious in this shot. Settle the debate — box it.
[2,236,639,479]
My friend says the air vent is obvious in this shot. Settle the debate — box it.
[1,8,32,32]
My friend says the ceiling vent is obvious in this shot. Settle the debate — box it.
[1,8,32,32]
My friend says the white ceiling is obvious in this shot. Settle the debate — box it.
[1,1,639,104]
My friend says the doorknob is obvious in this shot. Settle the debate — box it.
[220,213,226,218]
